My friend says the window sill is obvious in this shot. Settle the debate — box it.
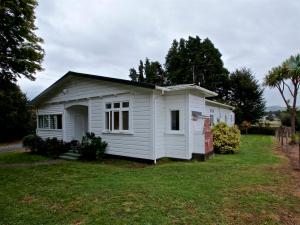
[37,129,63,131]
[164,131,185,135]
[102,130,134,135]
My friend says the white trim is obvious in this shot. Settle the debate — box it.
[205,99,235,110]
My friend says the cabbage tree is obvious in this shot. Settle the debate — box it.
[264,54,300,134]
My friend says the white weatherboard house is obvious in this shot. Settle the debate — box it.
[31,71,234,162]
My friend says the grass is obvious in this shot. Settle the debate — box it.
[0,135,299,225]
[0,151,48,164]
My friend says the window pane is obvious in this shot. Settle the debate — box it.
[210,115,214,126]
[105,103,111,109]
[113,102,120,108]
[110,111,112,131]
[171,110,179,130]
[50,115,56,129]
[57,115,62,129]
[114,111,119,130]
[122,101,129,108]
[44,115,49,129]
[122,111,129,130]
[38,115,43,128]
[105,112,109,130]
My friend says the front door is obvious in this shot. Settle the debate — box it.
[74,114,86,141]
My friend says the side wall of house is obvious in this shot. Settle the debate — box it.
[205,104,235,126]
[188,94,206,156]
[37,76,155,160]
[162,92,189,159]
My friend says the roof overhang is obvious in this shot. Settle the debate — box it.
[156,84,218,97]
[30,71,156,106]
[205,99,235,110]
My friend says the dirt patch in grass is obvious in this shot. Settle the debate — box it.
[222,143,300,225]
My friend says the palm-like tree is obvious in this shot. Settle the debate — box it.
[264,54,300,134]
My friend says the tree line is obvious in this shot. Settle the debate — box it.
[129,36,265,125]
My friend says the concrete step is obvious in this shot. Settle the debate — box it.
[59,155,79,160]
[63,152,81,157]
[59,150,81,160]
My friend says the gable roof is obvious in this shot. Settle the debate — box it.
[30,71,156,105]
[31,71,218,105]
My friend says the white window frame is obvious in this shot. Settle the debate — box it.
[37,114,62,130]
[103,99,132,134]
[166,108,184,135]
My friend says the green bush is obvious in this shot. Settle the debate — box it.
[23,134,44,154]
[23,134,69,157]
[245,126,276,135]
[79,132,107,160]
[212,123,241,154]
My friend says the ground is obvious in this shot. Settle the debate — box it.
[0,135,300,225]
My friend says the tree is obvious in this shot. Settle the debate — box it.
[264,54,300,134]
[228,68,265,124]
[129,58,166,85]
[165,36,229,99]
[0,79,35,142]
[0,0,44,81]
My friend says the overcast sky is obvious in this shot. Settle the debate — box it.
[18,0,300,106]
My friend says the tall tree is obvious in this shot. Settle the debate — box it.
[129,58,166,85]
[228,68,265,124]
[264,54,300,134]
[165,36,229,99]
[0,0,44,81]
[0,79,35,141]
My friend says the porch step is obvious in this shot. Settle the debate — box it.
[59,151,81,160]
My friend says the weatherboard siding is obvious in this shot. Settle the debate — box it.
[40,77,154,160]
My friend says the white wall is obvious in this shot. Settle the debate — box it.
[189,94,206,155]
[205,103,235,126]
[38,76,154,160]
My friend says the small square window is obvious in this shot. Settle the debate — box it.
[113,102,120,108]
[122,101,129,108]
[105,103,111,109]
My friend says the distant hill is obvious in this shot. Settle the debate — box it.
[265,106,286,112]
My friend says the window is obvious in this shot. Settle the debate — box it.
[225,115,228,124]
[38,114,62,129]
[210,115,214,126]
[210,109,214,113]
[105,101,130,131]
[171,110,180,130]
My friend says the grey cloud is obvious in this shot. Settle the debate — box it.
[18,0,300,106]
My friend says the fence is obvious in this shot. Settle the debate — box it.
[275,127,300,169]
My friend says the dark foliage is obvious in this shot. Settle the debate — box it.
[0,79,35,142]
[165,36,230,99]
[129,58,166,86]
[242,127,276,135]
[23,134,69,158]
[0,0,44,81]
[227,68,265,124]
[79,132,108,160]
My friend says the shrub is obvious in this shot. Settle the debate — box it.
[290,134,299,144]
[23,134,44,154]
[23,134,69,157]
[79,132,107,160]
[244,126,276,135]
[240,121,251,134]
[212,123,241,154]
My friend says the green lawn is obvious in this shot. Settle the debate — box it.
[0,151,48,164]
[0,135,299,225]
